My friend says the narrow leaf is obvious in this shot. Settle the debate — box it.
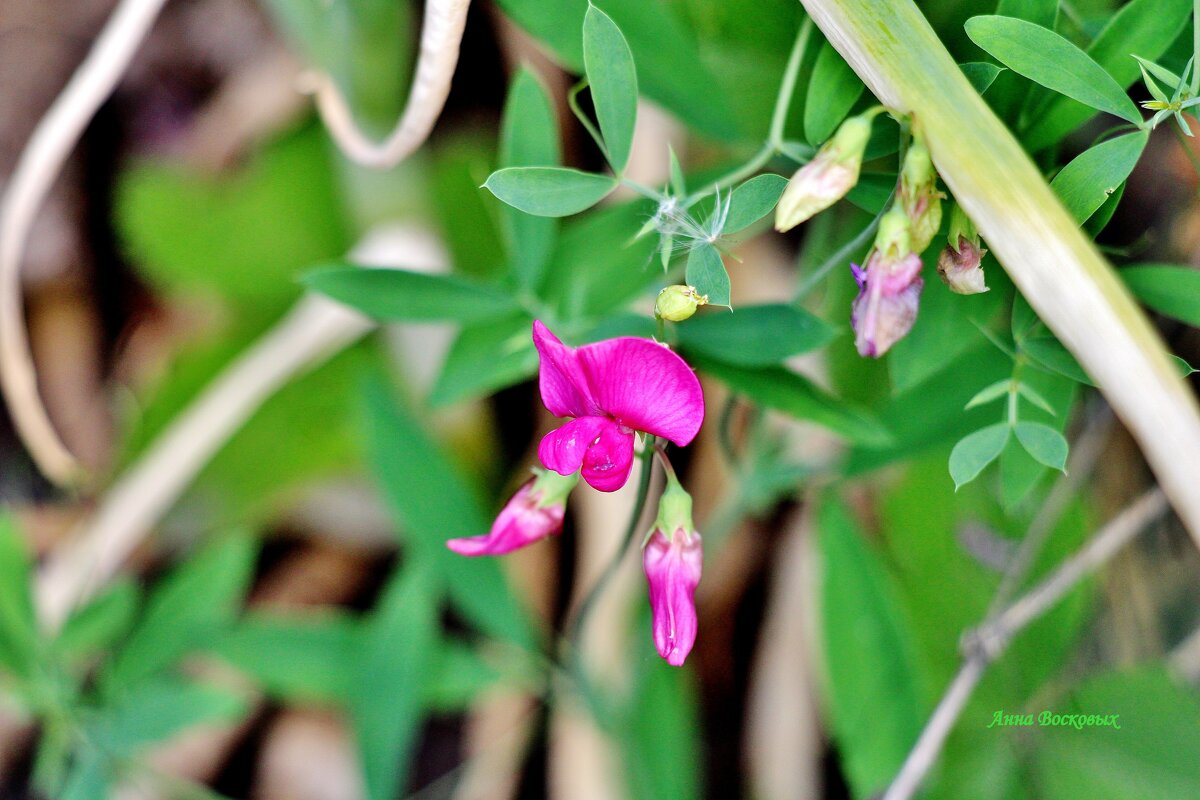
[964,379,1011,410]
[677,304,835,367]
[960,62,1004,94]
[1050,131,1147,223]
[484,167,617,217]
[583,4,638,172]
[1122,265,1200,327]
[805,41,866,144]
[304,266,520,323]
[965,16,1142,124]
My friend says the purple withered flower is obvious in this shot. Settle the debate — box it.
[937,204,988,295]
[851,207,924,358]
[533,321,704,493]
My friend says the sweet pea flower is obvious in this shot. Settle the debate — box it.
[775,110,880,233]
[447,468,577,556]
[937,204,988,295]
[643,474,702,666]
[533,321,704,493]
[851,207,924,357]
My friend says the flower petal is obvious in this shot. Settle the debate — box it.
[580,421,635,492]
[538,416,610,477]
[577,337,704,446]
[446,481,565,556]
[533,320,597,419]
[643,529,703,666]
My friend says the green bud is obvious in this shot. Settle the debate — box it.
[650,472,695,541]
[899,129,944,252]
[655,284,707,322]
[874,206,913,258]
[529,467,579,508]
[946,202,978,253]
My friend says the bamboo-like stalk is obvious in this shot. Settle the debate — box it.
[799,0,1200,546]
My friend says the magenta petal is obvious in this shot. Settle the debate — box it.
[446,481,565,556]
[538,416,609,477]
[577,337,704,446]
[579,421,635,492]
[643,529,703,666]
[533,320,598,419]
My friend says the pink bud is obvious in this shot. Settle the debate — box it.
[643,528,703,666]
[446,475,570,556]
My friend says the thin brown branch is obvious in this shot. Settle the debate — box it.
[880,488,1168,800]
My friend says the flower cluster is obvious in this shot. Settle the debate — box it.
[447,321,707,666]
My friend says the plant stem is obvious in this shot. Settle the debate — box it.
[565,437,657,649]
[682,17,813,208]
[792,200,889,301]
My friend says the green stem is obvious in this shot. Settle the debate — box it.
[682,17,813,208]
[792,198,891,302]
[769,16,815,147]
[565,437,657,649]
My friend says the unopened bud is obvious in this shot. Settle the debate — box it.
[937,204,987,294]
[775,110,880,232]
[655,284,707,321]
[850,245,924,358]
[899,131,944,252]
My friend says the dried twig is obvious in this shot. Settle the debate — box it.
[0,0,170,484]
[35,226,445,631]
[303,0,471,169]
[880,488,1168,800]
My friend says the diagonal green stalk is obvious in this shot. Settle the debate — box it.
[799,0,1200,547]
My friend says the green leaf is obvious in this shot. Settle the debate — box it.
[103,535,255,692]
[960,62,1003,94]
[685,243,731,307]
[0,516,37,679]
[54,580,139,663]
[361,374,534,648]
[964,16,1142,124]
[91,677,247,755]
[622,647,701,800]
[723,174,789,234]
[424,641,506,712]
[1013,421,1068,471]
[1022,335,1096,386]
[804,41,865,144]
[429,314,538,407]
[949,423,1010,489]
[819,500,923,798]
[677,304,835,366]
[1050,131,1148,223]
[1122,265,1200,326]
[484,167,617,216]
[693,355,892,447]
[212,612,356,703]
[303,266,520,323]
[964,379,1011,410]
[351,565,439,800]
[583,4,638,172]
[1023,0,1191,150]
[1084,180,1126,237]
[500,68,561,291]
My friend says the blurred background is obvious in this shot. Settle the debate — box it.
[3,0,1200,798]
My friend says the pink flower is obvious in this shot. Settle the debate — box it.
[850,251,924,358]
[644,528,703,666]
[446,469,576,556]
[533,321,704,493]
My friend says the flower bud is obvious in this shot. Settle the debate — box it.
[447,468,577,556]
[642,475,702,666]
[655,284,707,322]
[899,131,944,253]
[937,204,988,294]
[775,110,879,232]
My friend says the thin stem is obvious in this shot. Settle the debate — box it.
[768,16,815,147]
[565,437,657,649]
[621,177,666,202]
[792,200,891,302]
[567,80,612,166]
[681,17,812,208]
